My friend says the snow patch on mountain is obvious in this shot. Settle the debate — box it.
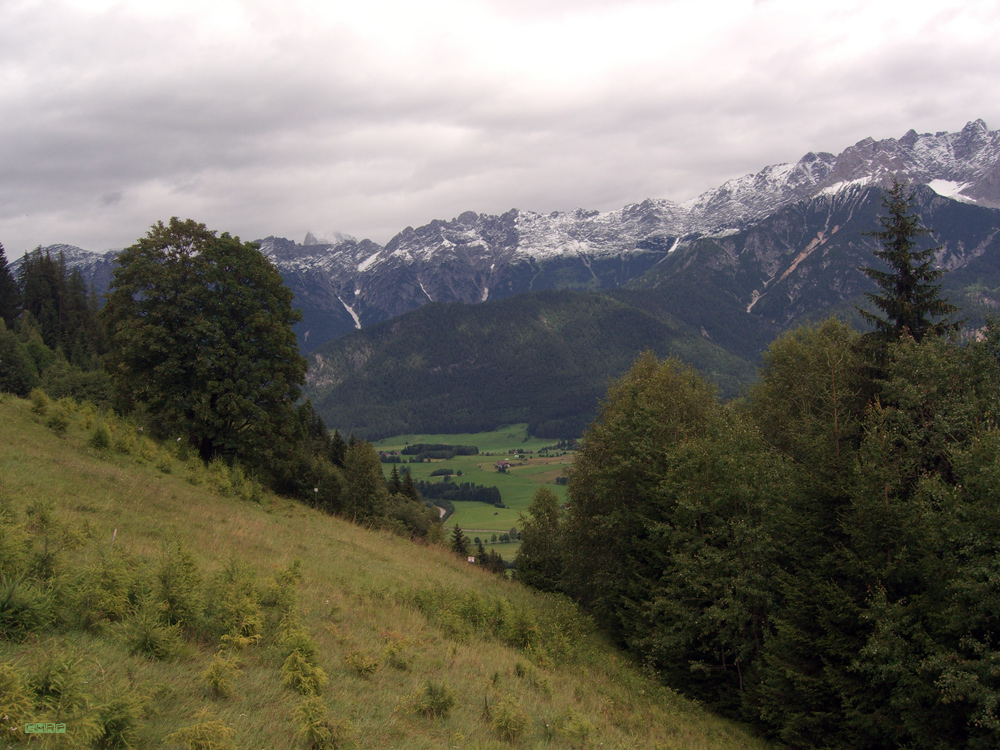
[927,180,975,202]
[819,177,873,196]
[339,297,361,329]
[357,252,381,274]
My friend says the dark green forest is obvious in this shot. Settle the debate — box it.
[512,183,1000,748]
[514,322,1000,749]
[307,289,756,440]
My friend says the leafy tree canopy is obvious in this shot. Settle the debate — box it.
[101,218,306,465]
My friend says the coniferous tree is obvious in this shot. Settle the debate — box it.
[400,469,421,503]
[18,247,67,351]
[858,177,962,348]
[329,429,347,468]
[388,465,402,495]
[450,525,469,557]
[561,352,719,637]
[747,319,872,745]
[0,241,20,328]
[0,319,38,396]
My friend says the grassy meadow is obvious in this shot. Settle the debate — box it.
[0,394,772,749]
[375,425,574,556]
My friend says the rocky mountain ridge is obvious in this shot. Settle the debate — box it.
[18,120,1000,353]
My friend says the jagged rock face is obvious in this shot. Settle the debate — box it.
[24,120,1000,354]
[635,182,1000,357]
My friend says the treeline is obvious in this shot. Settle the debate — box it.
[401,443,479,460]
[513,182,1000,748]
[0,244,111,404]
[415,479,503,507]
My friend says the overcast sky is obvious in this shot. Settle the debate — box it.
[2,0,998,258]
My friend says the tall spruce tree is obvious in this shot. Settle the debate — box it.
[0,242,20,328]
[450,524,469,557]
[858,177,961,346]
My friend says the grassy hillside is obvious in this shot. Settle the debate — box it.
[0,394,771,749]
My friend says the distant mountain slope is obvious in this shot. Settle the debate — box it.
[306,290,755,440]
[305,178,1000,439]
[32,121,1000,357]
[627,182,1000,357]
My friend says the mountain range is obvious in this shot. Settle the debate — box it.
[19,120,1000,437]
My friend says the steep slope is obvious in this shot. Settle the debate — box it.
[306,290,755,439]
[36,121,1000,354]
[0,394,771,749]
[305,181,1000,440]
[631,183,1000,358]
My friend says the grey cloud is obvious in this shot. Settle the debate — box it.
[1,1,998,257]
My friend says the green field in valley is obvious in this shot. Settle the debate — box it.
[375,424,573,556]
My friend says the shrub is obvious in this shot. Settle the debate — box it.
[0,573,52,640]
[156,542,204,629]
[202,654,238,699]
[126,599,184,660]
[30,647,102,742]
[113,428,135,454]
[209,459,233,496]
[71,552,135,633]
[262,559,302,616]
[46,406,70,433]
[94,690,148,749]
[411,680,456,719]
[208,558,262,642]
[294,695,353,750]
[135,436,157,462]
[155,449,173,474]
[90,422,113,450]
[282,649,328,695]
[29,387,50,415]
[186,460,207,486]
[556,709,594,745]
[278,622,318,662]
[502,606,540,650]
[0,511,30,574]
[344,649,380,678]
[488,694,529,742]
[166,712,236,750]
[382,638,413,671]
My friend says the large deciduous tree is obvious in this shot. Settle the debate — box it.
[514,486,563,593]
[858,177,962,347]
[101,218,306,464]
